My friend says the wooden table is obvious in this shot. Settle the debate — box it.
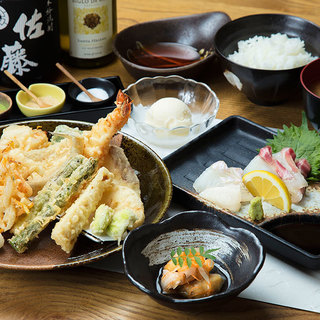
[1,0,320,319]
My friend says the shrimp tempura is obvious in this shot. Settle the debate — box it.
[83,90,132,162]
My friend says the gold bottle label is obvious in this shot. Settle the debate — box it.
[68,0,113,59]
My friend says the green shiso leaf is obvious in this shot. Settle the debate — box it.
[266,112,320,181]
[194,256,203,267]
[204,253,216,261]
[178,256,184,267]
[205,248,219,254]
[186,256,192,268]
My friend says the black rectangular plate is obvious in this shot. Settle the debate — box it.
[164,115,320,269]
[0,76,123,125]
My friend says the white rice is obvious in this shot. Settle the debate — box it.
[227,33,317,70]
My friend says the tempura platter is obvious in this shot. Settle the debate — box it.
[0,119,172,270]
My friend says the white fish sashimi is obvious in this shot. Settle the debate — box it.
[199,184,242,212]
[193,161,243,193]
[194,161,253,212]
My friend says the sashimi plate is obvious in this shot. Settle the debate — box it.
[164,116,320,269]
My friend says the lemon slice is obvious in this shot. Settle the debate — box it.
[242,170,291,212]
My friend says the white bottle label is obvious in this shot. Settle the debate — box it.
[68,0,113,59]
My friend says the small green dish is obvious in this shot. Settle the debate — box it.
[16,83,66,117]
[0,92,12,119]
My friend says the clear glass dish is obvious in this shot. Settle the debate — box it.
[124,75,220,147]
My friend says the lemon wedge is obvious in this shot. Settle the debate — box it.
[242,170,291,212]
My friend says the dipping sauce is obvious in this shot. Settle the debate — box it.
[269,222,320,255]
[308,80,320,97]
[25,95,59,108]
[128,42,201,68]
[76,88,109,102]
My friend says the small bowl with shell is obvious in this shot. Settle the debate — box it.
[213,14,320,105]
[113,11,230,79]
[124,75,220,148]
[122,210,265,309]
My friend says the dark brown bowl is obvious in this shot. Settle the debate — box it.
[0,92,12,119]
[113,11,230,79]
[214,14,320,105]
[0,119,172,270]
[301,58,320,130]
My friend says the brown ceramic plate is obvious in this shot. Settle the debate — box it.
[113,11,231,79]
[0,119,172,270]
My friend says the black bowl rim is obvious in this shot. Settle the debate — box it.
[112,11,226,73]
[122,210,265,305]
[259,212,320,228]
[67,77,117,106]
[0,118,173,270]
[214,13,320,72]
[300,57,320,98]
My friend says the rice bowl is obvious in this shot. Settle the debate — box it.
[214,14,320,105]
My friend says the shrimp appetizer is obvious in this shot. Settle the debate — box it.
[161,247,224,299]
[0,90,145,253]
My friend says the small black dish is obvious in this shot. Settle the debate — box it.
[68,77,117,108]
[300,58,320,131]
[122,210,265,309]
[260,213,320,256]
[214,14,320,105]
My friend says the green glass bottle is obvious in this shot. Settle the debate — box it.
[58,0,117,68]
